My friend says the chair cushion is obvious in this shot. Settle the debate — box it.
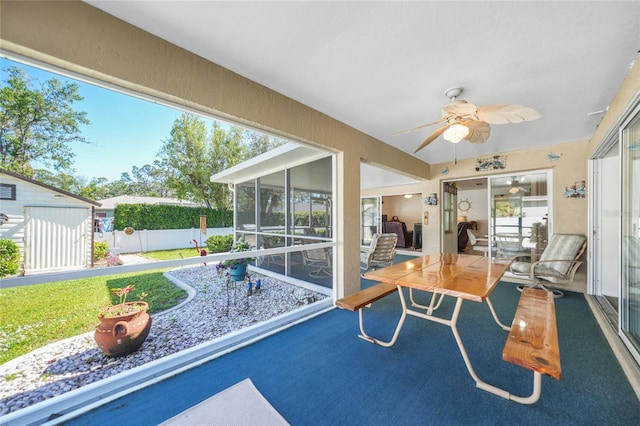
[510,261,531,275]
[539,234,586,276]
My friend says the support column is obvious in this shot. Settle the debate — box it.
[335,151,362,299]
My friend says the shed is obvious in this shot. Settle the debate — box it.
[0,168,100,274]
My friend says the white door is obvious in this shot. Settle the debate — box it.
[25,207,91,272]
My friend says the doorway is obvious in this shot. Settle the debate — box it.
[443,170,552,258]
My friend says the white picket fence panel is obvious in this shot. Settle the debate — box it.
[94,227,232,254]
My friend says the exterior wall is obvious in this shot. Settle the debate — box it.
[0,1,431,297]
[95,227,233,254]
[0,172,95,272]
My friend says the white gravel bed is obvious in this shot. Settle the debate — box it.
[0,266,327,415]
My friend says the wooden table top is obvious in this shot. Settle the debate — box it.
[363,253,512,303]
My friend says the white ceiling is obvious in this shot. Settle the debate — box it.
[85,1,639,183]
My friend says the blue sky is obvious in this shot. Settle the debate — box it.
[2,58,212,181]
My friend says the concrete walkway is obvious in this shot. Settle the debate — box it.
[118,253,157,265]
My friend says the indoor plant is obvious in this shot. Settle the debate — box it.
[216,239,255,280]
[94,284,152,357]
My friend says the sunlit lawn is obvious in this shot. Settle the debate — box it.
[0,264,188,364]
[142,247,203,261]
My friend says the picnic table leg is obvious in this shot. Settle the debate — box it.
[409,288,445,314]
[485,297,511,331]
[357,286,407,347]
[449,297,543,404]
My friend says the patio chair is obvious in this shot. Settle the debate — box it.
[301,246,332,278]
[509,233,587,298]
[361,233,398,275]
[495,233,529,258]
[466,229,491,256]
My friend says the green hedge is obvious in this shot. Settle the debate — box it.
[113,205,233,231]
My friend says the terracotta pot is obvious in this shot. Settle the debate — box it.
[95,301,152,357]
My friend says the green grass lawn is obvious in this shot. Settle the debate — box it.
[0,265,188,365]
[142,247,203,261]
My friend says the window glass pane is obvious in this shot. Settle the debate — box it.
[236,180,256,246]
[290,157,332,242]
[258,171,285,234]
[621,109,640,356]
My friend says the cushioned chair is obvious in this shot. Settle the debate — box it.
[361,233,398,274]
[509,233,587,298]
[466,229,491,256]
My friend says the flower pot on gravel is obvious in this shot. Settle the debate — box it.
[95,301,152,357]
[228,263,248,281]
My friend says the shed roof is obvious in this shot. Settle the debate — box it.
[0,168,101,206]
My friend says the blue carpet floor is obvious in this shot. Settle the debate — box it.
[68,278,639,425]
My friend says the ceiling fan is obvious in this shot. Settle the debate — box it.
[507,176,529,194]
[396,87,541,153]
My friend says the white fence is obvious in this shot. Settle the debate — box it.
[94,227,233,254]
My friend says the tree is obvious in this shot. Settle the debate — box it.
[0,66,89,176]
[158,113,246,209]
[120,162,170,197]
[243,129,285,157]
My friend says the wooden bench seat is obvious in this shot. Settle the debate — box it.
[335,282,398,311]
[335,282,401,347]
[503,287,561,380]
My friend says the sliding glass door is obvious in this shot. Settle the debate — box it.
[621,106,640,362]
[490,171,551,259]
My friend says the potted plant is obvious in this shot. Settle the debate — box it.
[216,239,255,280]
[94,284,152,357]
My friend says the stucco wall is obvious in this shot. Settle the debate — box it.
[420,139,590,253]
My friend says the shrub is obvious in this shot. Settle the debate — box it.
[94,241,108,261]
[113,205,233,231]
[206,234,234,253]
[0,239,21,278]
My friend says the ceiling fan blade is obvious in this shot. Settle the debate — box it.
[414,125,448,153]
[462,120,491,144]
[392,118,446,136]
[441,99,478,117]
[476,104,541,124]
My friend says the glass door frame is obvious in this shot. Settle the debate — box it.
[588,90,640,366]
[620,102,640,363]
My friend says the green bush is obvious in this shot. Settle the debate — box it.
[0,239,21,278]
[113,204,233,231]
[94,241,108,261]
[206,234,234,253]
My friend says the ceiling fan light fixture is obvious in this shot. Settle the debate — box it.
[443,123,469,143]
[509,186,520,194]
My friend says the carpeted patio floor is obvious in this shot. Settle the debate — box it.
[66,276,640,426]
